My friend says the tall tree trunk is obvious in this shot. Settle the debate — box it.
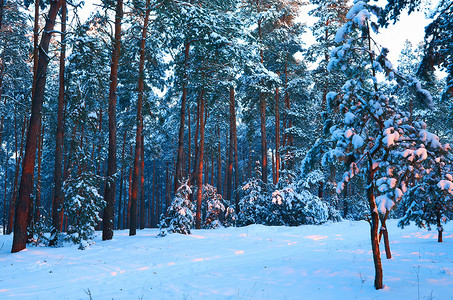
[32,0,39,99]
[118,130,127,230]
[103,0,123,241]
[152,160,156,227]
[9,116,27,235]
[3,142,8,235]
[187,104,191,179]
[195,89,206,229]
[140,135,145,230]
[226,93,234,202]
[367,156,383,290]
[130,0,149,236]
[34,124,44,225]
[216,127,221,193]
[174,41,190,192]
[12,0,63,253]
[274,86,280,184]
[50,1,66,244]
[165,163,170,215]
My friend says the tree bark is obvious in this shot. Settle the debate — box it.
[140,135,145,230]
[226,88,234,202]
[117,129,127,230]
[379,212,392,259]
[195,89,206,229]
[130,0,149,236]
[152,160,156,227]
[367,156,383,289]
[174,41,190,192]
[103,0,123,241]
[274,86,280,184]
[50,1,66,244]
[34,123,44,225]
[12,0,63,253]
[9,116,26,235]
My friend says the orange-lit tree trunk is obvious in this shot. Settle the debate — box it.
[50,1,66,244]
[139,135,145,229]
[195,89,205,229]
[130,0,150,236]
[117,130,127,229]
[32,0,39,99]
[174,41,190,192]
[103,0,123,241]
[34,124,44,225]
[367,156,383,289]
[12,0,63,253]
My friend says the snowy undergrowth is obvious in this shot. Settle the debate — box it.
[1,220,453,299]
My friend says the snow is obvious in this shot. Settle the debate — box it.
[2,221,453,299]
[352,134,364,149]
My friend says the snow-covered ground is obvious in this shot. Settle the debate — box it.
[1,220,453,300]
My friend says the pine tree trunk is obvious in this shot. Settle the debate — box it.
[165,163,170,215]
[130,0,149,236]
[152,160,156,227]
[216,126,222,194]
[12,0,63,253]
[367,156,383,290]
[103,0,123,241]
[187,104,191,179]
[195,89,206,229]
[118,130,127,230]
[3,149,8,235]
[8,115,25,235]
[226,88,234,202]
[174,41,190,192]
[437,213,443,243]
[34,124,44,225]
[51,1,66,243]
[274,86,280,184]
[378,212,392,259]
[140,135,145,230]
[32,0,39,99]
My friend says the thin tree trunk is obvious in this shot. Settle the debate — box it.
[165,163,170,215]
[118,130,127,230]
[9,116,26,235]
[34,123,44,225]
[187,104,191,179]
[437,213,443,243]
[51,1,66,243]
[32,0,39,99]
[226,86,236,204]
[130,0,149,235]
[274,86,280,184]
[140,135,145,229]
[174,41,190,192]
[3,142,8,235]
[379,212,392,259]
[367,156,383,290]
[152,160,156,227]
[195,89,206,229]
[103,0,123,241]
[12,0,63,253]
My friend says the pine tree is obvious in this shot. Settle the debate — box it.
[325,1,451,289]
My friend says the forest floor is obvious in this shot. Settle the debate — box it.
[1,220,453,300]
